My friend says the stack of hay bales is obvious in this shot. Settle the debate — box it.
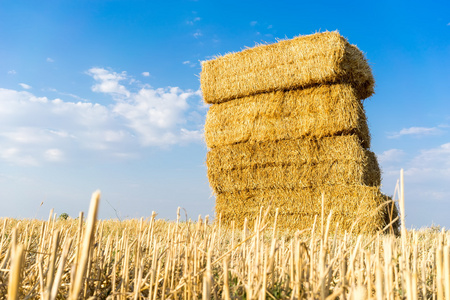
[201,31,398,233]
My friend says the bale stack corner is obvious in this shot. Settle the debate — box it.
[201,31,399,234]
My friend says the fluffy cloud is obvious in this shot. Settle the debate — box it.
[0,68,204,166]
[90,68,203,146]
[87,68,130,97]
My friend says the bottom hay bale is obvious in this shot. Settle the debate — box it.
[215,185,399,234]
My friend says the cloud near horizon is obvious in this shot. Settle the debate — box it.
[379,143,450,213]
[0,68,205,166]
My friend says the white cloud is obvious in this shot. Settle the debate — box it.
[142,72,150,77]
[87,67,130,98]
[44,88,89,102]
[267,25,273,29]
[8,70,17,75]
[179,128,203,142]
[113,86,202,146]
[0,127,53,144]
[193,30,202,38]
[0,68,205,166]
[44,148,64,162]
[388,126,443,138]
[379,142,450,227]
[183,60,197,68]
[187,17,201,25]
[409,143,450,172]
[19,83,32,90]
[0,147,39,166]
[250,21,257,26]
[46,57,55,63]
[378,149,406,164]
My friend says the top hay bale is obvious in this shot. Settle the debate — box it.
[201,31,374,104]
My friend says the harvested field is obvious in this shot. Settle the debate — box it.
[1,189,442,299]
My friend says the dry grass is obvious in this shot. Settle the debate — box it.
[0,188,445,299]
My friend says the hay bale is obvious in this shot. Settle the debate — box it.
[207,135,381,193]
[201,31,374,104]
[215,185,389,233]
[208,152,381,193]
[201,31,399,234]
[207,135,369,170]
[204,83,371,149]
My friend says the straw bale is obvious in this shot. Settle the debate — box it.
[204,83,371,149]
[201,31,374,104]
[215,185,393,233]
[208,152,381,194]
[207,135,369,171]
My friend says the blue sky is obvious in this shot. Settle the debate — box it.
[0,0,449,228]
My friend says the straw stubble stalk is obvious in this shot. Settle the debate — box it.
[45,229,60,298]
[437,245,444,300]
[8,243,24,300]
[204,83,371,149]
[50,238,73,300]
[444,245,450,300]
[201,31,374,104]
[68,190,101,300]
